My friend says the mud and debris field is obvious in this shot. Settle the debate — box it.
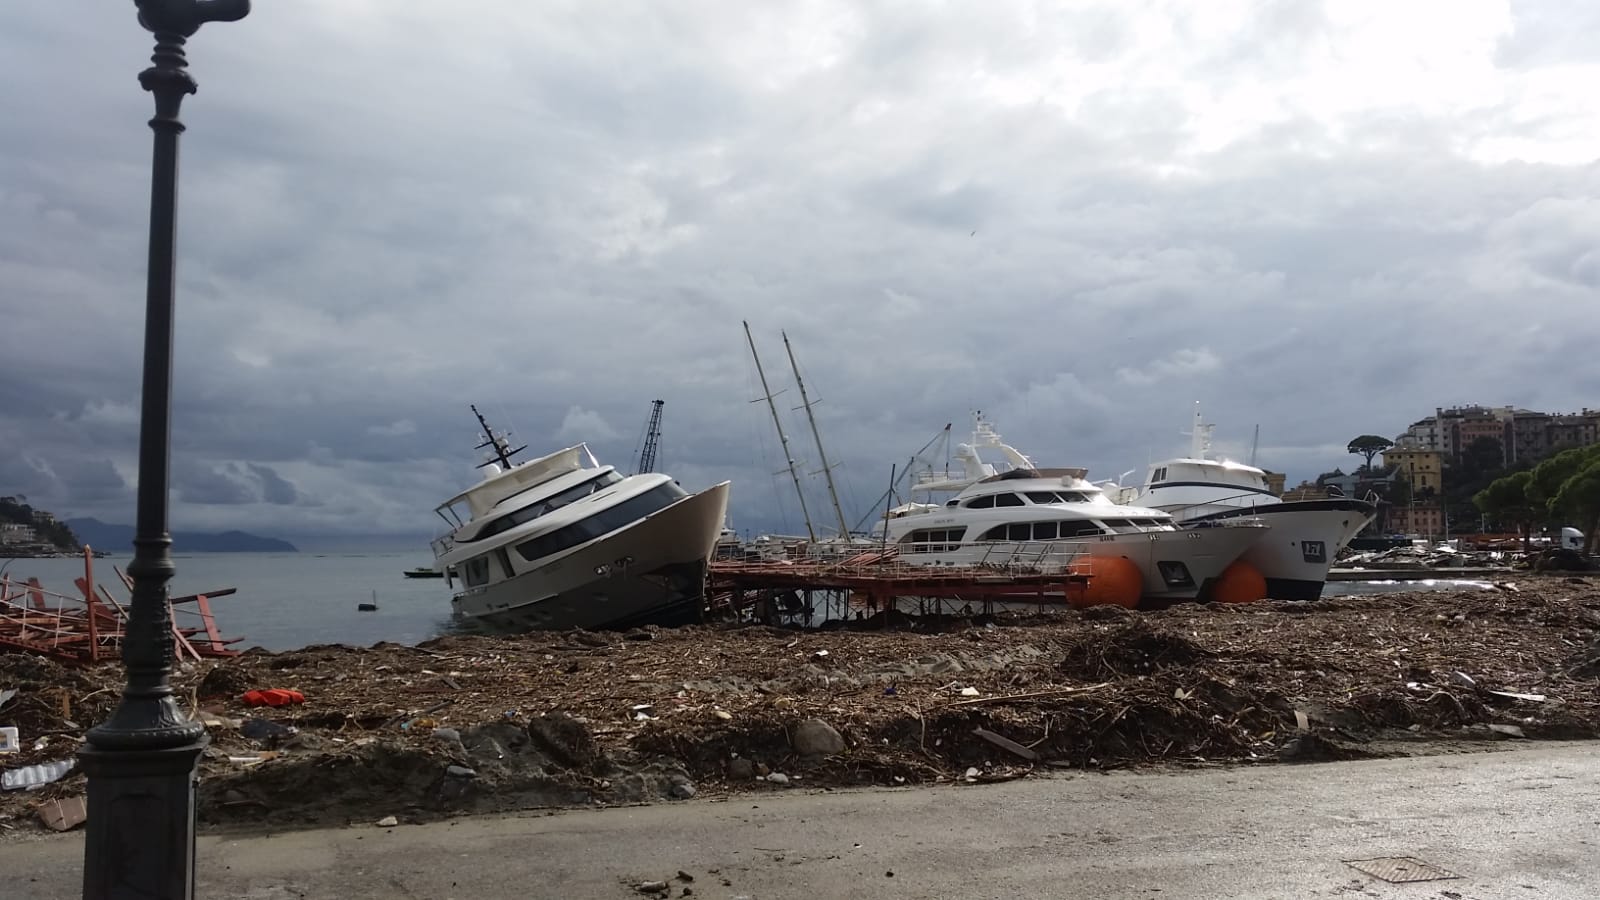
[3,576,1599,836]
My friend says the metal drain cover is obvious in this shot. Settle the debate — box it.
[1344,856,1460,883]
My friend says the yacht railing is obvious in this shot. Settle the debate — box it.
[1159,491,1274,523]
[430,535,455,559]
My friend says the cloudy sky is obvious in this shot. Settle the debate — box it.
[3,1,1599,549]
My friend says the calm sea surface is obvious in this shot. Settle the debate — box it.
[0,552,1491,652]
[2,552,454,652]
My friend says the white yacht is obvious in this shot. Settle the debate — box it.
[1108,405,1376,600]
[431,407,731,630]
[882,417,1267,601]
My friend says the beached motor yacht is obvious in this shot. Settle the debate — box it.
[883,417,1266,601]
[1107,405,1376,600]
[430,407,730,630]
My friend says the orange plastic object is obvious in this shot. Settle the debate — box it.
[1072,556,1142,608]
[1209,560,1268,603]
[242,688,306,707]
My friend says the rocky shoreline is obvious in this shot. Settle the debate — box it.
[3,576,1599,837]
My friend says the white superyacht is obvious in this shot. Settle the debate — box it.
[882,417,1266,601]
[1108,405,1376,600]
[431,407,731,630]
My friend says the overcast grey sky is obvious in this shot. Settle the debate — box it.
[3,1,1598,548]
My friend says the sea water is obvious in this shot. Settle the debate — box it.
[0,552,454,652]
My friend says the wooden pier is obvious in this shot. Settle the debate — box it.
[0,548,242,665]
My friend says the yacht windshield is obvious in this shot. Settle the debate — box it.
[468,471,625,541]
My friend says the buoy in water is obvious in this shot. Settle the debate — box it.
[1072,556,1142,608]
[1209,560,1267,603]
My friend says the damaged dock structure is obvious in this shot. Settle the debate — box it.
[706,548,1096,625]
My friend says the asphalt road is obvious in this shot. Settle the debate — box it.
[5,744,1597,899]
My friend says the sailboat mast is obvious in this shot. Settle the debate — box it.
[782,331,851,540]
[743,321,816,542]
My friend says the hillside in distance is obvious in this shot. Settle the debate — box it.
[66,518,299,553]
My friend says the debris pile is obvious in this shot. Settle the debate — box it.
[4,576,1600,836]
[1337,543,1510,570]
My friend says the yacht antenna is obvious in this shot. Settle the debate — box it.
[1248,424,1260,467]
[635,399,665,474]
[783,331,851,540]
[743,321,816,542]
[471,404,525,469]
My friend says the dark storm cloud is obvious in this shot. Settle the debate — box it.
[2,1,1598,545]
[248,464,299,506]
[176,464,257,506]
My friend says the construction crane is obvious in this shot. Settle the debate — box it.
[635,399,665,474]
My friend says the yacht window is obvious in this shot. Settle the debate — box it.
[1033,521,1058,540]
[994,493,1025,508]
[1101,518,1131,528]
[471,471,625,542]
[1025,492,1059,504]
[1152,467,1167,482]
[514,482,688,562]
[1061,522,1105,537]
[902,527,966,553]
[459,555,492,587]
[965,495,996,509]
[1057,492,1089,503]
[1007,523,1031,541]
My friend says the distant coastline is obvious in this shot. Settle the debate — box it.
[66,518,298,553]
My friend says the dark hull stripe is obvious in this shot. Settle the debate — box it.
[1265,577,1326,602]
[1146,481,1278,497]
[1180,498,1376,524]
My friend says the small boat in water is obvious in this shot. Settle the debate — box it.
[402,567,445,579]
[429,406,730,631]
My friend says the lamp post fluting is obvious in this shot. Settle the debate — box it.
[80,3,250,898]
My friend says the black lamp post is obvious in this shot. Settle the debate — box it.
[79,3,250,898]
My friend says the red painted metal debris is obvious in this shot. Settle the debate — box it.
[0,547,242,666]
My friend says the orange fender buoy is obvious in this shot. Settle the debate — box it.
[1210,560,1267,603]
[1073,556,1142,608]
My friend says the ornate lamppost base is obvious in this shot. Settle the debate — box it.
[79,740,209,898]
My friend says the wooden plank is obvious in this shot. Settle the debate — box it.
[83,548,98,662]
[193,594,225,649]
[170,588,238,604]
[973,727,1040,761]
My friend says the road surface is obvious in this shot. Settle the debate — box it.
[4,744,1597,899]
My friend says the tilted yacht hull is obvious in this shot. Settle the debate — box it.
[451,482,730,630]
[1177,499,1376,601]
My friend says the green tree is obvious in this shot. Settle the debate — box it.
[1346,435,1394,472]
[1527,445,1600,513]
[1551,460,1600,553]
[1474,470,1536,550]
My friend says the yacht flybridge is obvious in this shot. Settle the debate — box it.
[1108,404,1376,600]
[883,416,1267,601]
[431,406,730,631]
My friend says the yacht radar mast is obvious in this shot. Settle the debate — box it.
[471,404,526,470]
[1183,401,1215,461]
